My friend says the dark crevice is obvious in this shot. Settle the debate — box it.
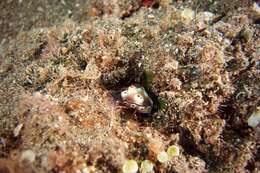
[33,41,48,59]
[101,52,143,90]
[218,100,236,124]
[178,127,202,156]
[166,125,223,171]
[120,6,141,20]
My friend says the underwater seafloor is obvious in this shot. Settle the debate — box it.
[0,0,259,173]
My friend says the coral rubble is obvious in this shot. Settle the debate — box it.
[0,0,259,172]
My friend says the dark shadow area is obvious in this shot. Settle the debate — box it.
[101,53,161,119]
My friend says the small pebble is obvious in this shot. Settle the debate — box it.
[61,47,68,55]
[167,145,180,158]
[75,167,90,173]
[140,160,154,173]
[21,150,36,163]
[248,107,260,128]
[157,151,169,163]
[181,8,195,23]
[122,160,138,173]
[82,167,89,173]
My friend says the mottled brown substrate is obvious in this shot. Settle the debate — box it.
[0,0,259,173]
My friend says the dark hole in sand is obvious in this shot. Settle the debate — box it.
[218,100,236,124]
[100,53,160,118]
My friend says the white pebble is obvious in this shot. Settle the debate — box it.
[21,150,36,163]
[140,160,154,173]
[82,167,89,173]
[122,160,138,173]
[248,107,260,128]
[157,151,169,163]
[13,123,23,137]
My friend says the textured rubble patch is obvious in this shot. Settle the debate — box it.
[0,1,259,172]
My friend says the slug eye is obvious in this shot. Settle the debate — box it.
[130,104,136,108]
[121,90,128,100]
[133,94,144,105]
[138,107,144,111]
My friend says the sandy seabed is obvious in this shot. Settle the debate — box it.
[0,0,259,173]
